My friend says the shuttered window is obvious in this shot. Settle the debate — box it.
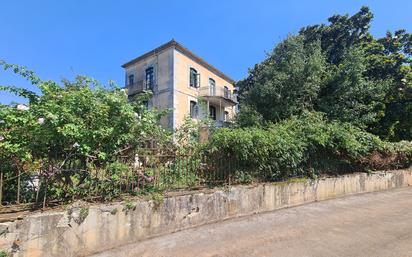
[190,68,199,88]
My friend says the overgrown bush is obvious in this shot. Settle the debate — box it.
[0,61,171,204]
[207,112,412,181]
[1,59,411,206]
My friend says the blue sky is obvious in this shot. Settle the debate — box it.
[1,0,411,104]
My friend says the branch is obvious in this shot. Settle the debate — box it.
[0,60,42,85]
[0,85,39,102]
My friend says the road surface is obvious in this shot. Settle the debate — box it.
[92,187,412,257]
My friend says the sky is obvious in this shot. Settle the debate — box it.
[1,0,412,104]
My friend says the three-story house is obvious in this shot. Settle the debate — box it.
[122,39,237,130]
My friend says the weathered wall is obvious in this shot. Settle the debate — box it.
[173,48,236,128]
[125,48,174,128]
[1,169,412,257]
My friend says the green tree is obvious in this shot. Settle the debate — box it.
[363,30,412,140]
[300,7,412,140]
[239,35,325,123]
[238,7,412,141]
[299,6,374,65]
[317,47,388,128]
[0,61,170,203]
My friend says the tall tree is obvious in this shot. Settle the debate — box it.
[317,47,388,128]
[300,6,373,65]
[363,30,412,140]
[300,6,412,140]
[238,6,412,141]
[238,35,325,124]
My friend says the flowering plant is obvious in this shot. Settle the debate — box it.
[0,61,170,203]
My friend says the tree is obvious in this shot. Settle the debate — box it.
[238,35,325,123]
[317,47,388,128]
[0,61,170,203]
[234,105,264,127]
[363,30,412,140]
[299,6,374,65]
[238,7,412,141]
[300,7,412,140]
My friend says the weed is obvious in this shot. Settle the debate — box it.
[151,192,164,206]
[0,250,9,257]
[123,201,136,213]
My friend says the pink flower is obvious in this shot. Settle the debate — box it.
[0,135,4,141]
[38,117,45,125]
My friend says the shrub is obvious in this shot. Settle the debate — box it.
[0,61,171,204]
[0,250,9,257]
[207,112,412,181]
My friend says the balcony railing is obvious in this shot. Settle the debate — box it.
[199,86,237,103]
[126,80,154,95]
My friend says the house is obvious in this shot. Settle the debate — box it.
[122,39,237,130]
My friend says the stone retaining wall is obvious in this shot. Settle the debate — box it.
[1,169,412,257]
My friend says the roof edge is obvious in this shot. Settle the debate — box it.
[121,39,235,84]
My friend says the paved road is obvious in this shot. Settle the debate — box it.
[92,187,412,257]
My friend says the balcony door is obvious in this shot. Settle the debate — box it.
[224,86,229,98]
[145,67,154,90]
[209,78,216,96]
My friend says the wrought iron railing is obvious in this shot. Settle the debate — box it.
[0,149,238,212]
[126,80,154,95]
[199,86,238,103]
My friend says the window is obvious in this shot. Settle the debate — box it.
[224,86,229,98]
[224,111,229,122]
[209,106,216,120]
[209,78,216,96]
[190,101,198,118]
[128,74,134,86]
[145,67,154,90]
[190,68,199,88]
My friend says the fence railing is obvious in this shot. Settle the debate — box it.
[199,86,238,103]
[0,150,238,210]
[126,80,154,95]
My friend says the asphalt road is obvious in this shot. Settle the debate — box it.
[92,187,412,257]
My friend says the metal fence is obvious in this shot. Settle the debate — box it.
[0,150,237,210]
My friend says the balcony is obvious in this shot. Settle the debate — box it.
[199,86,237,106]
[126,80,153,95]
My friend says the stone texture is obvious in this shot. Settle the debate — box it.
[93,187,412,257]
[1,169,411,257]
